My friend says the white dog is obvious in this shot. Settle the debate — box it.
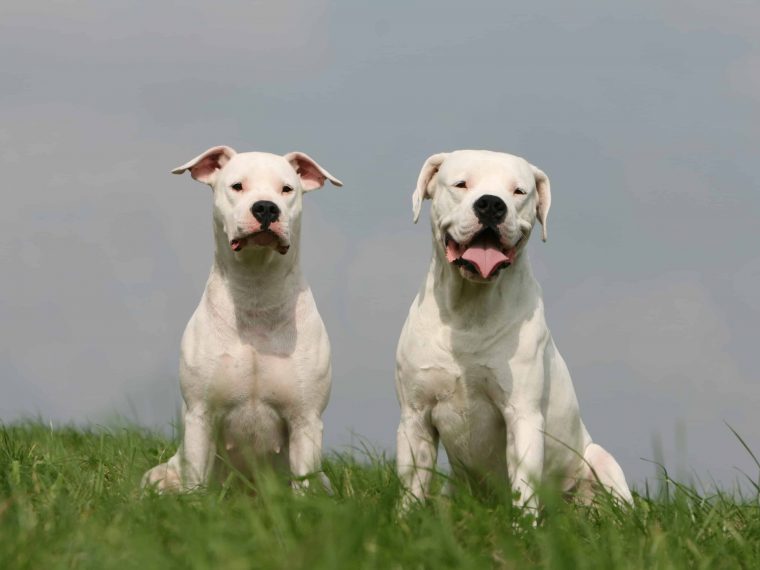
[142,146,342,492]
[395,150,632,509]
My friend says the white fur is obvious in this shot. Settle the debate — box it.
[396,150,632,509]
[142,147,342,492]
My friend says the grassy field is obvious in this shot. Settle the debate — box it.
[1,423,759,569]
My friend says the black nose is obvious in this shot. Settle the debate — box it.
[473,194,507,226]
[251,201,280,229]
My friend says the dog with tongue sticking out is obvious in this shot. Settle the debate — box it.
[395,150,632,511]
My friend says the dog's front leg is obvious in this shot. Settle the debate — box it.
[144,403,216,492]
[396,409,438,508]
[504,406,545,511]
[288,415,324,492]
[176,405,216,490]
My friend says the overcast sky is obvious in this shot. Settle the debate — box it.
[1,0,759,488]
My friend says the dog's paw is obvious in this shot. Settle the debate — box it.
[141,463,182,493]
[290,478,309,495]
[290,472,334,496]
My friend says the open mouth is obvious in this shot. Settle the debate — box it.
[229,230,289,255]
[445,227,518,279]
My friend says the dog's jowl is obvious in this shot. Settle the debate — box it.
[395,150,632,509]
[142,146,341,492]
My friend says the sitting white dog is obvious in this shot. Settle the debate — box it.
[395,150,632,509]
[143,146,342,492]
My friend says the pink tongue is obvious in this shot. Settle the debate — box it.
[461,240,509,279]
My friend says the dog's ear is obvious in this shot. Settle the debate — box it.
[171,146,237,186]
[284,152,343,192]
[412,153,448,223]
[529,163,551,242]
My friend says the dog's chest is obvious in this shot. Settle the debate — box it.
[401,325,517,469]
[200,339,300,413]
[404,324,514,408]
[425,362,510,474]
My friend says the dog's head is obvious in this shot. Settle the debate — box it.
[172,146,342,257]
[412,150,551,283]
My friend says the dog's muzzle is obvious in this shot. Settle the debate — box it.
[445,227,519,279]
[473,195,507,228]
[229,230,289,255]
[251,201,280,230]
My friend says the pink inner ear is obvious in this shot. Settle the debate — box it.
[296,162,326,191]
[190,153,224,183]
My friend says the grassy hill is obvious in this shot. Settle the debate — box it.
[1,423,759,569]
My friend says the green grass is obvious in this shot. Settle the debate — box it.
[1,423,759,569]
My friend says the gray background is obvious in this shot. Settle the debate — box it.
[1,0,759,488]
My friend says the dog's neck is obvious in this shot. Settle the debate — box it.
[428,238,541,327]
[208,223,305,319]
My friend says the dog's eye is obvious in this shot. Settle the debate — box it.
[514,187,527,195]
[453,181,467,189]
[231,182,243,192]
[282,185,294,193]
